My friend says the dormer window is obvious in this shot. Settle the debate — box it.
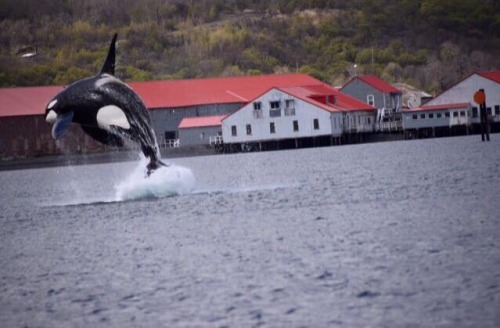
[253,101,263,118]
[270,101,281,117]
[285,99,295,116]
[367,94,375,106]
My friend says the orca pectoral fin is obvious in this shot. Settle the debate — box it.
[52,112,74,139]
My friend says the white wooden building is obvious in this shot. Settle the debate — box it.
[222,85,375,150]
[403,71,500,132]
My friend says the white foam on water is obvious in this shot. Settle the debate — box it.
[114,159,195,201]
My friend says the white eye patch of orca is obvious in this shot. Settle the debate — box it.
[97,105,131,130]
[46,110,57,123]
[47,99,58,109]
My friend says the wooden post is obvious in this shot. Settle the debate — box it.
[474,89,490,142]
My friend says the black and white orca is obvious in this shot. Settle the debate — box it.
[45,33,166,176]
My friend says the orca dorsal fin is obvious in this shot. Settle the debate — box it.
[100,33,117,76]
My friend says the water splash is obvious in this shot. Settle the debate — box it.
[114,158,195,201]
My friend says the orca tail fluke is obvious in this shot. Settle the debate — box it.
[145,158,168,177]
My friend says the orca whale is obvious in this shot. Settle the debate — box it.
[45,33,166,176]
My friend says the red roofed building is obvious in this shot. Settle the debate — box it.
[0,86,108,159]
[340,75,403,131]
[402,71,500,137]
[178,115,226,147]
[129,73,326,147]
[0,73,345,159]
[221,84,376,151]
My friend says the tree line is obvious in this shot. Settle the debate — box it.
[0,0,499,93]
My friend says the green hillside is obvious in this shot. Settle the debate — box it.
[1,0,499,93]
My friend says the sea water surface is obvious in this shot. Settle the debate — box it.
[0,135,499,327]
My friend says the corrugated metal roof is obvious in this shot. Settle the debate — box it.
[0,73,324,118]
[342,75,401,94]
[403,102,470,112]
[0,86,64,117]
[178,115,226,129]
[129,73,323,109]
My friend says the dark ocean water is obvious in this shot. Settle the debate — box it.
[1,135,499,327]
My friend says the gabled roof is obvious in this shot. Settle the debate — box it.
[403,102,470,112]
[420,70,500,108]
[477,71,500,84]
[279,85,375,113]
[223,84,375,122]
[178,115,226,129]
[0,73,325,117]
[341,75,401,94]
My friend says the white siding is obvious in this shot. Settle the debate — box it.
[419,74,500,124]
[405,74,500,127]
[426,74,499,107]
[403,106,471,130]
[222,89,336,143]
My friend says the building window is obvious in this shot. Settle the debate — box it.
[165,131,176,140]
[285,99,295,116]
[460,111,466,117]
[487,107,492,115]
[270,122,275,134]
[253,101,263,118]
[453,111,459,117]
[253,110,263,119]
[429,113,434,119]
[495,105,500,115]
[270,101,281,117]
[413,114,418,119]
[293,120,299,132]
[246,124,252,135]
[420,114,425,119]
[231,125,237,136]
[472,107,478,117]
[367,94,375,106]
[437,113,442,118]
[367,117,371,124]
[270,101,280,109]
[445,112,450,118]
[313,118,319,130]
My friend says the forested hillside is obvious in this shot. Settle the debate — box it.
[1,0,499,93]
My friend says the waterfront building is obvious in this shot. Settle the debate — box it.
[402,71,500,138]
[221,85,374,152]
[0,74,334,158]
[340,75,403,131]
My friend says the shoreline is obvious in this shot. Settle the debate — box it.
[0,146,219,172]
[2,132,497,172]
